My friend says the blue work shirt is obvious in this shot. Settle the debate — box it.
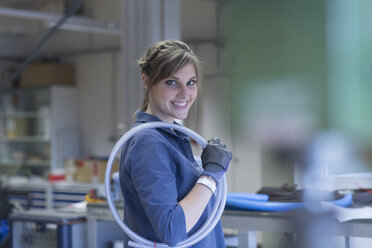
[119,111,226,247]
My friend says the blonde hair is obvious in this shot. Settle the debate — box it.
[138,40,201,112]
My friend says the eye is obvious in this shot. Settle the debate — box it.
[165,80,177,86]
[187,80,196,86]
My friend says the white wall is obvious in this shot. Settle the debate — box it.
[59,0,123,157]
[70,51,122,157]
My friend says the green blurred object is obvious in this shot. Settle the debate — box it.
[228,0,372,145]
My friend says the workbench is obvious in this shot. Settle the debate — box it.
[10,209,86,248]
[220,209,372,248]
[86,202,124,248]
[86,202,372,248]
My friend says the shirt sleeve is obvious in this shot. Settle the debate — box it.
[127,131,187,246]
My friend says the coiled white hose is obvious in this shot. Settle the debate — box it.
[105,122,227,248]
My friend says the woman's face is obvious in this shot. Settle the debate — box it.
[146,63,198,123]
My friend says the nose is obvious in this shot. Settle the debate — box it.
[177,84,189,99]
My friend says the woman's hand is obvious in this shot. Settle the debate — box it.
[200,137,232,185]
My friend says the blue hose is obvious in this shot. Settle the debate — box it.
[227,192,269,202]
[225,193,353,212]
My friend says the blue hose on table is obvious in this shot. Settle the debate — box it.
[227,192,269,202]
[225,192,353,212]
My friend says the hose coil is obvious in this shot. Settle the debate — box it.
[105,122,227,248]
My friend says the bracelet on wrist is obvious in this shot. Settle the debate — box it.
[196,176,216,193]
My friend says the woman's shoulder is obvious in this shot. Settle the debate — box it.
[130,128,169,146]
[124,128,175,169]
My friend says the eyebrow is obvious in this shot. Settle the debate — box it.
[170,76,197,80]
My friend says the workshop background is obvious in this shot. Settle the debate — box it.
[0,0,372,247]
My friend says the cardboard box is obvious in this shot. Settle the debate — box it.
[20,62,75,87]
[65,159,119,183]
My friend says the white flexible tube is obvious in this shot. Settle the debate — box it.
[105,122,227,248]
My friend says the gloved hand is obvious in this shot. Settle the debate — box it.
[201,137,232,186]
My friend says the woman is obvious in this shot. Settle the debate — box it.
[119,40,232,247]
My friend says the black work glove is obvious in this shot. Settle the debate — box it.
[201,137,232,186]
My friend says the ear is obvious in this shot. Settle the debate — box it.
[141,74,148,89]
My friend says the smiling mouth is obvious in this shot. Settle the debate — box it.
[172,101,187,107]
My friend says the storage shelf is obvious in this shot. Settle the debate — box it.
[0,111,48,118]
[0,7,121,36]
[0,86,80,173]
[0,160,50,167]
[2,136,49,142]
[5,179,104,210]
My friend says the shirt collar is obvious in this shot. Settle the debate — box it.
[136,111,163,123]
[135,111,189,139]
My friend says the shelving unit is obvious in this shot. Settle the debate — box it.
[5,179,103,209]
[0,85,81,176]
